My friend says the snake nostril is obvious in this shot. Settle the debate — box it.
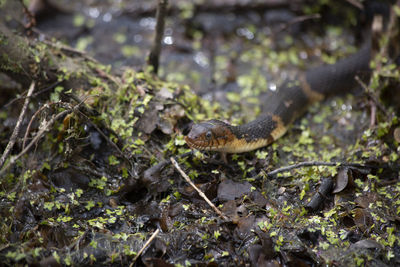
[191,134,200,140]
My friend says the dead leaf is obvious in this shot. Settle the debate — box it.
[234,215,255,240]
[221,200,239,222]
[333,168,353,194]
[217,179,252,201]
[355,192,379,209]
[353,208,373,232]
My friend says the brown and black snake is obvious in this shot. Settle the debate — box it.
[185,31,372,154]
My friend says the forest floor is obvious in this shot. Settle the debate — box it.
[0,0,400,266]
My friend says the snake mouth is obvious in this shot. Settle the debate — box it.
[184,136,220,151]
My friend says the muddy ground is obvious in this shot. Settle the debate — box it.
[0,0,400,266]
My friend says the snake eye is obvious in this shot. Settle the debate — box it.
[205,131,212,140]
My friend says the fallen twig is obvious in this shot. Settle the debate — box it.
[39,37,122,87]
[305,177,333,211]
[0,81,35,169]
[355,76,389,118]
[143,151,193,181]
[266,161,375,177]
[39,37,100,64]
[76,109,131,167]
[129,228,160,267]
[23,101,58,149]
[4,81,61,109]
[170,157,228,220]
[274,14,321,34]
[0,100,84,178]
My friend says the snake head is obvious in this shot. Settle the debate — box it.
[185,119,234,152]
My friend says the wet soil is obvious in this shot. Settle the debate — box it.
[1,0,400,266]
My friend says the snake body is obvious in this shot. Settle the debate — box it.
[185,37,371,153]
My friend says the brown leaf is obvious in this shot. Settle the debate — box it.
[217,179,252,201]
[355,192,379,209]
[353,208,373,232]
[333,168,353,194]
[234,215,255,240]
[221,199,239,222]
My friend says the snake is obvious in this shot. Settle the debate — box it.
[185,35,372,153]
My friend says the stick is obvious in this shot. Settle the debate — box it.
[274,14,321,34]
[0,100,84,178]
[4,81,61,109]
[170,157,228,220]
[75,109,129,165]
[355,76,389,117]
[0,109,71,178]
[148,0,168,74]
[23,102,59,149]
[143,151,192,181]
[0,81,35,169]
[305,177,333,211]
[266,161,375,177]
[129,229,160,266]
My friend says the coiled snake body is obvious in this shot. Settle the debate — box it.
[185,37,371,153]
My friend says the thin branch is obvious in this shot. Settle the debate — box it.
[266,161,376,177]
[23,102,58,149]
[129,228,160,267]
[355,75,389,117]
[4,81,61,108]
[75,109,129,164]
[38,36,122,87]
[274,13,321,34]
[39,37,100,64]
[305,178,333,211]
[0,101,84,178]
[0,81,35,169]
[148,0,168,74]
[143,151,193,181]
[170,157,228,221]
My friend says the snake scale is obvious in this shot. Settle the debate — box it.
[185,31,372,153]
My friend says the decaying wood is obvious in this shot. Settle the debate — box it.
[0,24,116,92]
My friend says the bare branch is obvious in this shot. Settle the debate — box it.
[170,157,228,220]
[274,13,321,34]
[0,81,35,168]
[129,229,160,266]
[148,0,168,74]
[305,178,333,211]
[23,102,59,149]
[0,100,85,178]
